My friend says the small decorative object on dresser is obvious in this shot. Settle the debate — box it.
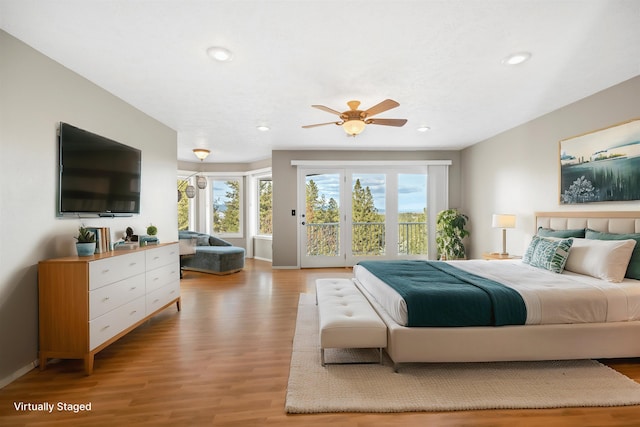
[74,226,96,256]
[139,223,158,246]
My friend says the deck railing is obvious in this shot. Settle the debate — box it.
[305,222,427,256]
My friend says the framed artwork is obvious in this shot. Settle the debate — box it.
[559,118,640,204]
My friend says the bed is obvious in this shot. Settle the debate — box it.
[352,211,640,367]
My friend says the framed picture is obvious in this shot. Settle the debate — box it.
[559,118,640,204]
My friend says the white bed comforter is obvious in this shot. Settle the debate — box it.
[353,260,640,326]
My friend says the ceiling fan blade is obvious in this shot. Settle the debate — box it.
[367,118,407,127]
[311,105,343,116]
[364,99,400,117]
[302,121,341,129]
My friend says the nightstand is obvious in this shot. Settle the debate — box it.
[482,253,521,260]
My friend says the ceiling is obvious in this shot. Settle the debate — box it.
[1,0,639,164]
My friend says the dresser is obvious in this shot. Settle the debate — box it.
[38,243,180,374]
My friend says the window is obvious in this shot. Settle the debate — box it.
[177,178,193,230]
[351,173,386,256]
[397,173,428,255]
[211,178,243,237]
[258,178,272,235]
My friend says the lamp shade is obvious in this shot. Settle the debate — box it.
[492,214,516,228]
[196,175,207,189]
[342,120,366,136]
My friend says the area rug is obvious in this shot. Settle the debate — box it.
[285,293,640,413]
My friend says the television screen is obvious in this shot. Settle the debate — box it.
[58,122,141,216]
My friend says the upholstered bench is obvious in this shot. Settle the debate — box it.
[315,278,387,366]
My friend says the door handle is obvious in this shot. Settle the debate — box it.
[301,221,306,225]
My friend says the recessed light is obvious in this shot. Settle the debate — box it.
[417,126,431,132]
[501,52,531,66]
[207,46,233,62]
[256,125,270,132]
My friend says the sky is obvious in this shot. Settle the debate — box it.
[307,172,427,213]
[561,119,640,160]
[212,179,235,208]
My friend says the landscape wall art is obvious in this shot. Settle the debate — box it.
[559,118,640,204]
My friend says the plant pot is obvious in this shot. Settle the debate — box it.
[76,242,96,256]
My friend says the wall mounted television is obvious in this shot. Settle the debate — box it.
[58,122,141,217]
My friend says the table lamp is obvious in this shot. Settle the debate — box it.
[492,214,516,256]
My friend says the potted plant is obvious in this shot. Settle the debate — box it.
[436,209,470,260]
[75,226,96,256]
[146,224,158,236]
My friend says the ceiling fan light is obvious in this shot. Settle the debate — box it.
[193,148,210,161]
[342,120,366,136]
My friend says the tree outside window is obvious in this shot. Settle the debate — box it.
[259,179,273,235]
[212,178,242,235]
[177,178,191,230]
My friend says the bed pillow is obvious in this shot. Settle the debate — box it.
[585,229,640,280]
[564,238,636,282]
[537,227,585,238]
[522,236,573,274]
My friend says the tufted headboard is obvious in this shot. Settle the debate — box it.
[535,211,640,234]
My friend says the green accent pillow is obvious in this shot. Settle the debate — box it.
[585,229,640,279]
[523,236,574,273]
[537,227,585,238]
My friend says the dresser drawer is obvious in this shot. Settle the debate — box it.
[145,243,179,271]
[146,261,180,294]
[89,252,146,290]
[146,281,180,315]
[89,273,146,320]
[89,296,146,350]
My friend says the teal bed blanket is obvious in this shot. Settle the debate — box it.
[357,260,527,327]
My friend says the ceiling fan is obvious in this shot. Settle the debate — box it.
[302,99,407,136]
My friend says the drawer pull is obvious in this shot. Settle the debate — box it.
[129,262,137,267]
[130,310,137,315]
[154,256,160,260]
[102,297,110,302]
[153,299,159,303]
[154,277,159,281]
[130,286,137,291]
[170,290,175,294]
[100,325,110,331]
[102,269,110,274]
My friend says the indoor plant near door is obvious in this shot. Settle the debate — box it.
[436,209,470,260]
[75,226,96,256]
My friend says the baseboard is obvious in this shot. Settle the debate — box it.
[253,256,272,262]
[0,359,38,389]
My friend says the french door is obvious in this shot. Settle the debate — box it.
[299,170,345,268]
[298,167,429,268]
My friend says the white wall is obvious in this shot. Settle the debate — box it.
[0,31,178,386]
[461,76,640,259]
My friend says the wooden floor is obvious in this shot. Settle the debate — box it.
[2,259,640,426]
